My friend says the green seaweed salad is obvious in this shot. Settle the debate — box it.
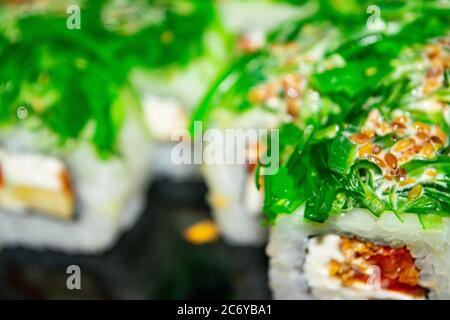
[190,0,450,228]
[0,0,218,157]
[264,1,450,228]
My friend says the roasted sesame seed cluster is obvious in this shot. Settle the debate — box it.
[350,109,447,188]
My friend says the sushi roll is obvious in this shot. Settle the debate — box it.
[0,3,153,252]
[266,5,450,299]
[99,0,232,180]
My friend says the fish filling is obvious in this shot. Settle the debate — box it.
[304,234,426,299]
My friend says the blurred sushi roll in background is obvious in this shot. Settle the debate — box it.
[0,0,228,253]
[266,4,450,299]
[99,0,232,180]
[0,1,156,253]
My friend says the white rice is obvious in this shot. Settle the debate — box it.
[202,162,266,246]
[202,108,282,246]
[267,206,450,299]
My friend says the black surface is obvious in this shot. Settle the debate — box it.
[0,177,271,300]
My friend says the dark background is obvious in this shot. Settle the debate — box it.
[0,177,271,300]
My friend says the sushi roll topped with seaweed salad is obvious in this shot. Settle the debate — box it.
[0,0,221,251]
[262,4,450,229]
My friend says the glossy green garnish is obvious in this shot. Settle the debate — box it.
[0,0,217,156]
[262,8,449,226]
[190,0,450,130]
